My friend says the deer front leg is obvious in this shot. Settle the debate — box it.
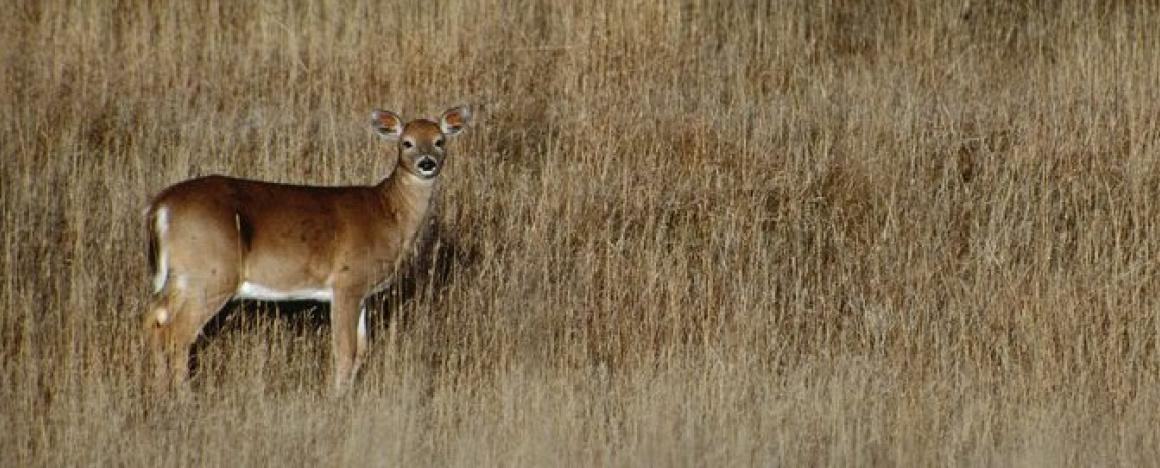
[330,289,364,395]
[354,300,370,381]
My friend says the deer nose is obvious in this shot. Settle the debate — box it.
[417,156,437,173]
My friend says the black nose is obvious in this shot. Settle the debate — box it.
[417,157,437,172]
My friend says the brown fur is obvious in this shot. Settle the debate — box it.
[145,106,470,393]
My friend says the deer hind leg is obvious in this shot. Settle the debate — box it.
[144,291,211,391]
[164,283,234,388]
[148,204,242,389]
[144,293,174,390]
[145,280,234,390]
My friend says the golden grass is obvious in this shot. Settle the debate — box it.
[4,0,1160,465]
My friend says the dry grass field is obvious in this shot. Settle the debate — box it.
[4,0,1160,465]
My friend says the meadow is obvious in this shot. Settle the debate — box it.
[3,1,1160,465]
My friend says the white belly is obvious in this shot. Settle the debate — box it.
[236,282,333,302]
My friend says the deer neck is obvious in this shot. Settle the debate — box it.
[372,169,436,281]
[378,169,437,231]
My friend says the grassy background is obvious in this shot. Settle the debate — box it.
[4,0,1160,465]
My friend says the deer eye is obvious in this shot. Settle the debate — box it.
[402,140,414,149]
[434,139,444,148]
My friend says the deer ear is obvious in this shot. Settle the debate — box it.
[440,105,471,136]
[370,110,404,139]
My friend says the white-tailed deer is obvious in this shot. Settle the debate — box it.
[144,106,471,393]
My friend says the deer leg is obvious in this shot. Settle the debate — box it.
[166,293,232,388]
[157,271,235,389]
[330,289,365,395]
[143,295,174,390]
[354,300,370,381]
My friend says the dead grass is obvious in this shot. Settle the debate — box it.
[4,0,1160,466]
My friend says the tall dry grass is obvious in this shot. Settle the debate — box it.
[3,0,1160,465]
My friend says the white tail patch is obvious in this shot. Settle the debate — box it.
[152,206,170,293]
